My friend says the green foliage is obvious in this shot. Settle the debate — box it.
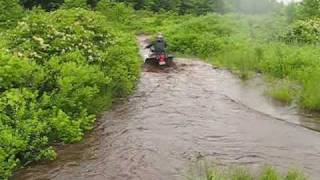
[299,67,320,110]
[0,8,140,179]
[62,0,89,9]
[300,0,320,19]
[212,39,320,109]
[164,14,233,57]
[267,79,297,103]
[19,0,99,10]
[0,87,57,178]
[283,0,320,22]
[114,0,283,15]
[96,1,136,26]
[7,9,115,64]
[20,0,64,10]
[190,165,306,180]
[230,168,253,180]
[0,53,43,90]
[114,0,227,15]
[131,11,189,34]
[0,0,24,27]
[285,169,307,180]
[282,19,320,44]
[285,3,301,23]
[259,167,280,180]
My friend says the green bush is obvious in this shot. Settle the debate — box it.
[97,1,136,26]
[165,14,233,57]
[0,87,57,178]
[0,53,43,90]
[7,9,115,65]
[299,67,320,110]
[300,0,320,19]
[132,11,189,34]
[0,0,24,28]
[267,79,297,103]
[62,0,89,9]
[0,8,140,179]
[282,19,320,44]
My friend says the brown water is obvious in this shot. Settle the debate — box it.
[12,36,320,180]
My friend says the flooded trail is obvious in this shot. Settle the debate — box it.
[13,37,320,180]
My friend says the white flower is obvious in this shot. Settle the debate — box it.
[32,36,45,45]
[17,52,23,57]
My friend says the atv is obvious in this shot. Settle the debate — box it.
[145,47,174,66]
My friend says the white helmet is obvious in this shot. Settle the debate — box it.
[157,33,164,40]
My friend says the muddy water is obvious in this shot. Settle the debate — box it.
[12,37,320,180]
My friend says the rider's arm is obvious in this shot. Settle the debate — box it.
[145,43,153,49]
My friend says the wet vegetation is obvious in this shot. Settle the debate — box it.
[1,0,319,179]
[189,165,306,180]
[205,167,306,180]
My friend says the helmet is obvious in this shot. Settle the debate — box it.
[157,33,164,40]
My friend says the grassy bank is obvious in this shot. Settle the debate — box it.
[188,166,306,180]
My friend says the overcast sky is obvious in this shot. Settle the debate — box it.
[277,0,302,4]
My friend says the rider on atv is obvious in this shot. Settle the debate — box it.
[145,33,173,66]
[145,33,167,54]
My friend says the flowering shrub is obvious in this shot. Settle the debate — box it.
[283,18,320,44]
[8,9,115,64]
[0,9,140,179]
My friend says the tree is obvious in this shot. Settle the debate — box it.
[62,0,89,9]
[301,0,320,18]
[87,0,100,9]
[112,0,226,15]
[19,0,99,10]
[20,0,64,10]
[285,2,301,22]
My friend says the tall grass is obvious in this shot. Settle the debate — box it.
[213,41,320,110]
[188,166,306,180]
[266,79,297,103]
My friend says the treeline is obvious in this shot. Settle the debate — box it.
[101,0,282,14]
[2,0,283,28]
[9,0,284,14]
[286,0,320,21]
[7,0,320,17]
[19,0,99,10]
[121,0,319,16]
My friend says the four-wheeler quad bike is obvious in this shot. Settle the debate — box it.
[145,47,174,67]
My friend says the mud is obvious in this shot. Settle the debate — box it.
[12,36,320,180]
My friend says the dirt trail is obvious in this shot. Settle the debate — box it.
[12,36,320,180]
